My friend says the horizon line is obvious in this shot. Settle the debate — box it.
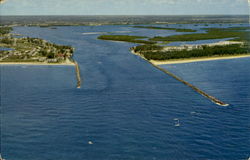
[1,14,249,16]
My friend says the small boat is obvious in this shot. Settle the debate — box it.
[0,153,5,160]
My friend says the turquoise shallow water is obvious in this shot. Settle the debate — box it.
[0,24,249,160]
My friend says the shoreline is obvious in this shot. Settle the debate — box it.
[0,58,75,66]
[0,62,75,66]
[149,54,250,65]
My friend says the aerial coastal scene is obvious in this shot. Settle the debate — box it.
[0,0,250,160]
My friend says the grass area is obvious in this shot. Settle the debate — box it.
[136,44,249,60]
[149,28,249,43]
[133,26,196,32]
[98,35,155,44]
[0,27,13,35]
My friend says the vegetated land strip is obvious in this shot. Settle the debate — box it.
[133,44,250,61]
[149,27,250,42]
[133,26,196,32]
[98,35,155,44]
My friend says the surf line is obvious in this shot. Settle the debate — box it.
[73,60,82,88]
[131,50,229,107]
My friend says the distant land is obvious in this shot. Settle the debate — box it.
[98,26,250,62]
[0,15,249,26]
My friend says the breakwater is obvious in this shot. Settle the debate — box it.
[131,50,229,106]
[152,63,229,106]
[73,61,81,88]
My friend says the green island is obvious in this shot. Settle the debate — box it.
[133,26,196,32]
[0,27,74,64]
[98,26,250,63]
[149,28,249,42]
[132,44,249,60]
[98,35,155,44]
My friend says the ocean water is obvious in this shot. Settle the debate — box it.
[0,24,249,160]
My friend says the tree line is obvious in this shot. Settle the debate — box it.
[136,44,249,60]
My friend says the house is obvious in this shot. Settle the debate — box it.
[47,58,58,63]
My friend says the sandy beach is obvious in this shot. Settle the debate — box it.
[0,58,75,66]
[150,54,250,65]
[0,62,75,66]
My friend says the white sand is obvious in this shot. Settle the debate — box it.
[150,54,250,65]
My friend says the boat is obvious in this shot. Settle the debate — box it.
[0,154,5,160]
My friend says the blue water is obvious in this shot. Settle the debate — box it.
[0,47,13,51]
[1,24,249,160]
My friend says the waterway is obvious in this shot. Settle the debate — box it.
[0,24,249,160]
